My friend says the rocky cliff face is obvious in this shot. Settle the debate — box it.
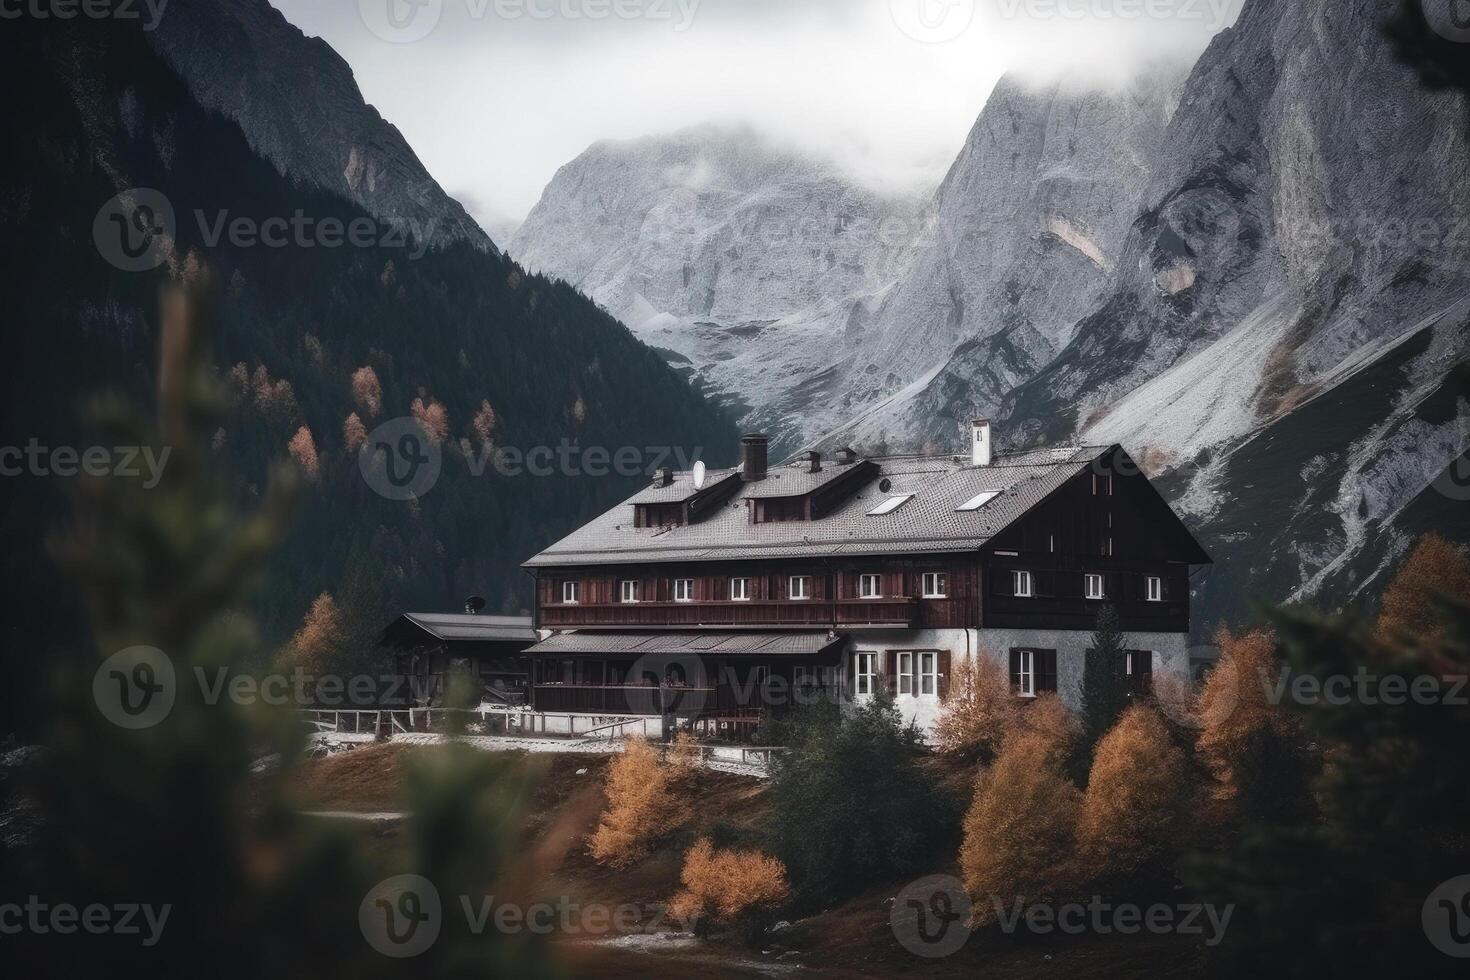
[147,0,492,252]
[806,65,1187,452]
[508,125,924,443]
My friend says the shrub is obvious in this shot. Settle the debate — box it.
[666,729,702,777]
[1076,704,1190,881]
[933,653,1016,762]
[769,693,957,906]
[960,714,1080,923]
[588,737,690,867]
[668,837,790,939]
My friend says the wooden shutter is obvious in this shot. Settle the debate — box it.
[1008,649,1022,691]
[1037,650,1058,693]
[937,650,952,699]
[885,650,899,695]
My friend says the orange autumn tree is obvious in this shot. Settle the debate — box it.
[588,737,690,867]
[960,694,1081,922]
[1376,532,1470,647]
[933,653,1016,762]
[1076,703,1190,881]
[277,592,343,675]
[669,838,790,938]
[1196,626,1309,823]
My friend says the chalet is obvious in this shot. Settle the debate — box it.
[522,422,1210,739]
[380,598,537,707]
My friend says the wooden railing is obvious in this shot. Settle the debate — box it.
[538,597,917,629]
[531,682,845,717]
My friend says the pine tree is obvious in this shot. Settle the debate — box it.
[1076,604,1132,779]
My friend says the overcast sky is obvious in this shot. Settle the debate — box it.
[270,0,1239,234]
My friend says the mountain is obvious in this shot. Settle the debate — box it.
[508,125,925,445]
[0,11,738,734]
[798,64,1188,452]
[147,0,493,252]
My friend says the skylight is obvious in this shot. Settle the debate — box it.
[956,490,1000,512]
[866,494,914,516]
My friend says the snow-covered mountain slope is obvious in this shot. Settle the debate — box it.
[507,125,925,445]
[148,0,492,252]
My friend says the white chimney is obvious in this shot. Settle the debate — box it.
[971,420,992,467]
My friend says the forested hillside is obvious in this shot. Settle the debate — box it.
[0,16,738,734]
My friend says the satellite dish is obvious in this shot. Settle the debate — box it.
[691,460,707,490]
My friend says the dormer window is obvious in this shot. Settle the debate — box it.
[619,580,641,604]
[1012,570,1034,598]
[561,581,580,604]
[859,574,882,599]
[730,577,750,601]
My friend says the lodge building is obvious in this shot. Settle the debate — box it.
[520,422,1210,739]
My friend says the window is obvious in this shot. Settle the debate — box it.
[561,581,580,604]
[922,572,949,598]
[1125,650,1154,695]
[1146,576,1164,602]
[919,652,937,696]
[1009,649,1057,695]
[897,652,913,695]
[1085,573,1105,600]
[1012,570,1034,598]
[730,577,750,601]
[619,580,641,603]
[673,578,694,602]
[789,575,810,600]
[853,652,877,697]
[1015,649,1035,696]
[867,494,914,516]
[957,490,1000,512]
[858,573,882,598]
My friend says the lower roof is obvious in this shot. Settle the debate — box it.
[524,631,846,658]
[382,613,537,647]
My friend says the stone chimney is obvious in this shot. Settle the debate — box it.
[741,434,769,482]
[803,450,821,473]
[835,446,858,465]
[971,419,992,467]
[654,467,674,487]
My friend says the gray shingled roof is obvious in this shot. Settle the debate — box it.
[525,631,845,657]
[400,614,537,642]
[524,446,1112,568]
[743,458,868,499]
[626,467,740,504]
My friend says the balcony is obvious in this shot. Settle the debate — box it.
[538,597,917,630]
[531,682,845,718]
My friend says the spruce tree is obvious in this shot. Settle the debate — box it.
[1076,604,1132,780]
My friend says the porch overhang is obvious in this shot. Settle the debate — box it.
[524,631,848,662]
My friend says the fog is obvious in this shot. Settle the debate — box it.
[271,0,1239,233]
